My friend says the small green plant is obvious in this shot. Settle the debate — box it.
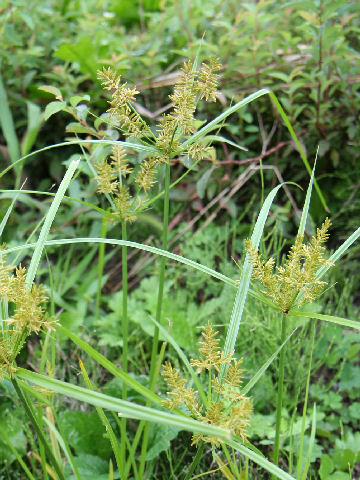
[162,322,252,447]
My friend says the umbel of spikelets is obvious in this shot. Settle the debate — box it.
[95,58,221,223]
[245,217,334,313]
[162,322,252,446]
[0,247,56,378]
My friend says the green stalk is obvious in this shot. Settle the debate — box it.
[120,221,128,478]
[149,160,171,387]
[12,378,65,480]
[183,443,204,480]
[139,161,171,479]
[273,315,287,471]
[95,216,107,320]
[296,320,316,479]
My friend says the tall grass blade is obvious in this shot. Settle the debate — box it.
[26,158,80,286]
[0,139,158,180]
[42,417,83,480]
[296,320,316,479]
[241,328,298,395]
[0,426,36,480]
[288,311,360,330]
[4,238,277,308]
[0,188,109,215]
[78,358,123,479]
[58,325,162,405]
[226,440,295,480]
[181,89,270,150]
[11,377,65,480]
[16,369,229,438]
[16,369,295,479]
[300,404,316,480]
[268,92,327,212]
[298,149,318,237]
[0,71,21,179]
[316,226,360,281]
[220,183,289,380]
[148,315,207,405]
[0,182,26,238]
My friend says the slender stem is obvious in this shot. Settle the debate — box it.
[296,319,316,479]
[121,222,128,376]
[273,314,287,469]
[120,221,128,479]
[95,216,107,320]
[139,161,171,479]
[149,161,171,387]
[125,421,144,478]
[12,377,66,480]
[183,443,204,480]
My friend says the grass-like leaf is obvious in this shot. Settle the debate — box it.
[220,183,290,380]
[0,72,21,179]
[26,158,80,286]
[297,149,318,238]
[181,89,270,150]
[16,368,229,439]
[288,311,360,330]
[0,139,158,180]
[3,238,277,308]
[300,404,317,480]
[58,325,162,405]
[42,417,83,480]
[148,315,207,405]
[316,226,360,281]
[268,92,327,212]
[16,369,295,479]
[241,328,298,395]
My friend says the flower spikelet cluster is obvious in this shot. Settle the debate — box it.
[162,322,252,446]
[187,143,215,162]
[162,361,200,414]
[135,156,159,192]
[95,58,222,222]
[154,58,221,163]
[195,57,221,101]
[0,249,55,378]
[97,67,150,138]
[245,217,334,313]
[94,145,137,222]
[190,323,233,373]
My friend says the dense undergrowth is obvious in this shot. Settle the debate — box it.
[0,1,360,479]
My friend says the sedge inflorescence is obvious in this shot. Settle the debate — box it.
[245,217,334,313]
[95,58,221,223]
[0,247,55,378]
[162,322,252,446]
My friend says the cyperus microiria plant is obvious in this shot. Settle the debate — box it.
[245,217,333,313]
[95,58,221,222]
[0,247,55,378]
[244,217,333,469]
[162,322,252,446]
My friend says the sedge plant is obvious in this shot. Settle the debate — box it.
[88,57,222,478]
[2,52,360,479]
[245,217,334,469]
